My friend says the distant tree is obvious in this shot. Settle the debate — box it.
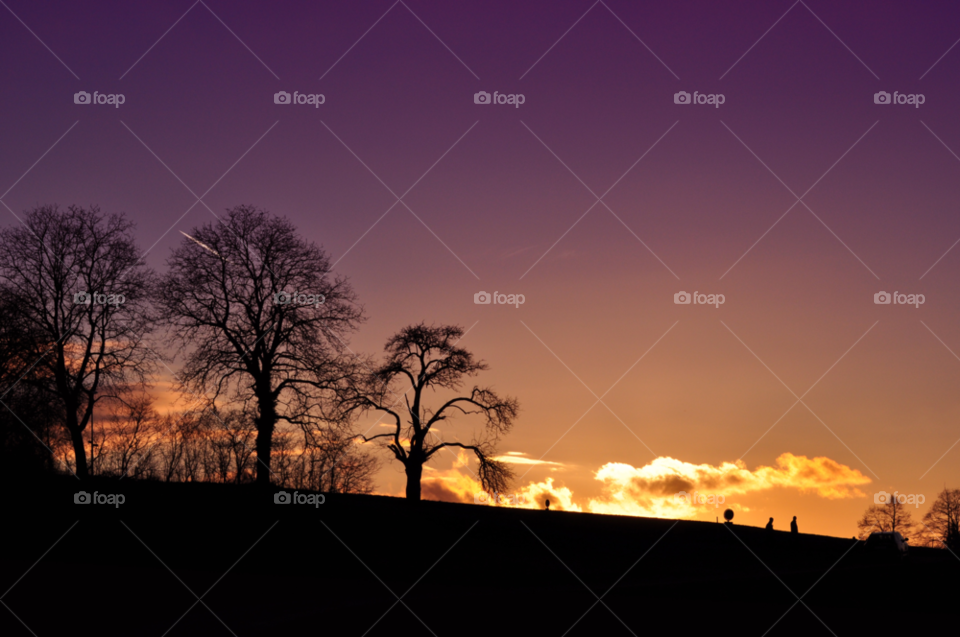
[157,206,363,485]
[340,323,519,502]
[920,487,960,551]
[92,393,159,479]
[291,421,380,494]
[129,401,377,492]
[857,498,917,540]
[205,408,258,484]
[0,205,157,479]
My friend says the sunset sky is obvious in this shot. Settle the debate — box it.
[3,0,960,537]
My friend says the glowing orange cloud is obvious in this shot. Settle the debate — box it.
[586,453,871,518]
[404,452,870,520]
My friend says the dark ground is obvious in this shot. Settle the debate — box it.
[0,476,955,636]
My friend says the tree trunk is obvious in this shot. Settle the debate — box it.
[404,462,422,502]
[254,397,276,486]
[69,425,88,480]
[255,422,274,485]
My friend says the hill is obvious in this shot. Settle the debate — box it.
[0,477,955,635]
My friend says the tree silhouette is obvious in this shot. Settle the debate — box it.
[157,206,363,485]
[920,487,960,551]
[0,205,157,479]
[341,323,519,502]
[857,498,916,540]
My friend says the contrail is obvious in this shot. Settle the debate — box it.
[180,231,227,261]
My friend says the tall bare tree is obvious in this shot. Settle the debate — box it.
[157,206,363,485]
[340,323,519,502]
[0,205,156,479]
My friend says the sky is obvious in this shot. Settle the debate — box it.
[2,0,960,537]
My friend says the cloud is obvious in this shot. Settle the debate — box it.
[403,452,870,519]
[586,453,871,518]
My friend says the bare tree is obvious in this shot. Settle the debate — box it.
[857,498,917,540]
[93,393,159,478]
[155,412,192,482]
[124,402,376,492]
[208,409,257,483]
[294,422,380,494]
[0,205,157,479]
[157,206,363,485]
[920,487,960,551]
[340,323,519,502]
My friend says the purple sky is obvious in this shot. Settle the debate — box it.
[3,0,960,535]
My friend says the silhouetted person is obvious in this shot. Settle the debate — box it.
[790,516,798,534]
[765,517,774,531]
[545,499,550,511]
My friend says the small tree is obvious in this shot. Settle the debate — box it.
[93,393,159,479]
[294,422,379,494]
[857,498,916,540]
[921,487,960,551]
[341,323,519,502]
